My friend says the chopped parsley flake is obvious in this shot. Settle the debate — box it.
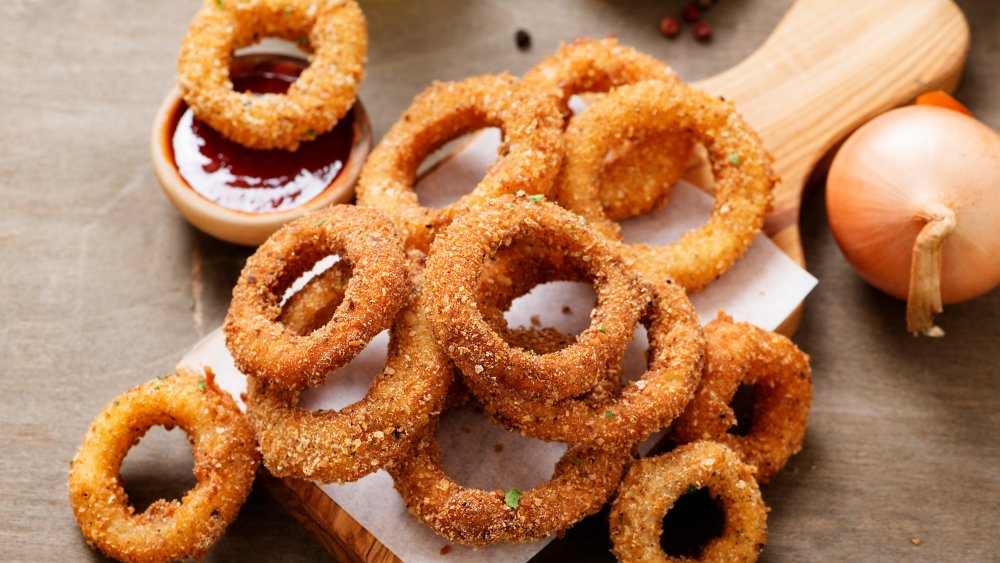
[113,401,120,406]
[507,204,515,210]
[154,386,160,391]
[216,0,223,8]
[316,219,325,227]
[571,458,582,466]
[504,488,523,509]
[528,194,544,202]
[604,409,614,419]
[198,379,206,391]
[686,484,698,495]
[728,154,741,165]
[305,127,315,137]
[391,429,401,440]
[599,324,607,333]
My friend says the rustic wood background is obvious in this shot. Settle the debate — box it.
[1,1,998,561]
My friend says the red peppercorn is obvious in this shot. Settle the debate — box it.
[693,21,713,42]
[659,17,681,38]
[682,3,701,23]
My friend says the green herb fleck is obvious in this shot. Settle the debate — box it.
[215,0,223,8]
[154,386,160,391]
[297,36,309,48]
[113,400,120,407]
[198,379,206,391]
[305,128,315,138]
[391,429,401,441]
[571,458,582,466]
[506,204,515,210]
[504,488,523,509]
[316,219,325,227]
[157,375,166,381]
[604,409,614,419]
[728,154,741,165]
[338,276,346,285]
[528,194,544,202]
[599,324,607,333]
[686,484,698,495]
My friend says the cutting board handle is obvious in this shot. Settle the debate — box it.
[692,0,969,265]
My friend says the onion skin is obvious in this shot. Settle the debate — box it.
[827,105,1000,334]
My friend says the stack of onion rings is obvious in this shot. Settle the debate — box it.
[672,313,812,483]
[68,373,258,563]
[178,0,367,150]
[356,73,564,251]
[224,205,410,389]
[609,441,768,562]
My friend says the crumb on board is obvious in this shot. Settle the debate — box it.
[494,443,504,453]
[911,538,922,546]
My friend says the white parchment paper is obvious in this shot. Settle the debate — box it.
[180,128,816,562]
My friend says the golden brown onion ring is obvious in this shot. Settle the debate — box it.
[224,205,410,390]
[609,441,767,562]
[355,73,564,251]
[246,257,453,483]
[388,404,633,546]
[672,313,812,483]
[523,38,695,220]
[424,195,649,401]
[557,80,776,291]
[178,0,367,150]
[68,373,258,563]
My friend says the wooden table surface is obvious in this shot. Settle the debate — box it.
[2,1,999,561]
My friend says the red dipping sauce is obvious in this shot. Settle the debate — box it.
[169,54,354,214]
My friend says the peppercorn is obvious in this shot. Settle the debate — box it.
[659,17,681,38]
[682,3,701,23]
[515,29,531,50]
[693,21,713,42]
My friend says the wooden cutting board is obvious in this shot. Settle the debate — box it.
[181,0,969,560]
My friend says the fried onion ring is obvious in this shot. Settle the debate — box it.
[355,73,564,251]
[469,243,705,447]
[609,441,767,562]
[424,194,649,401]
[224,205,409,389]
[388,404,633,546]
[178,0,367,150]
[557,80,776,291]
[68,373,258,563]
[672,313,812,483]
[246,257,454,483]
[523,38,695,220]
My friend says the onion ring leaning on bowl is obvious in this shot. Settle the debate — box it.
[178,0,367,151]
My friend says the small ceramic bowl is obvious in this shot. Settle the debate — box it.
[150,58,371,246]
